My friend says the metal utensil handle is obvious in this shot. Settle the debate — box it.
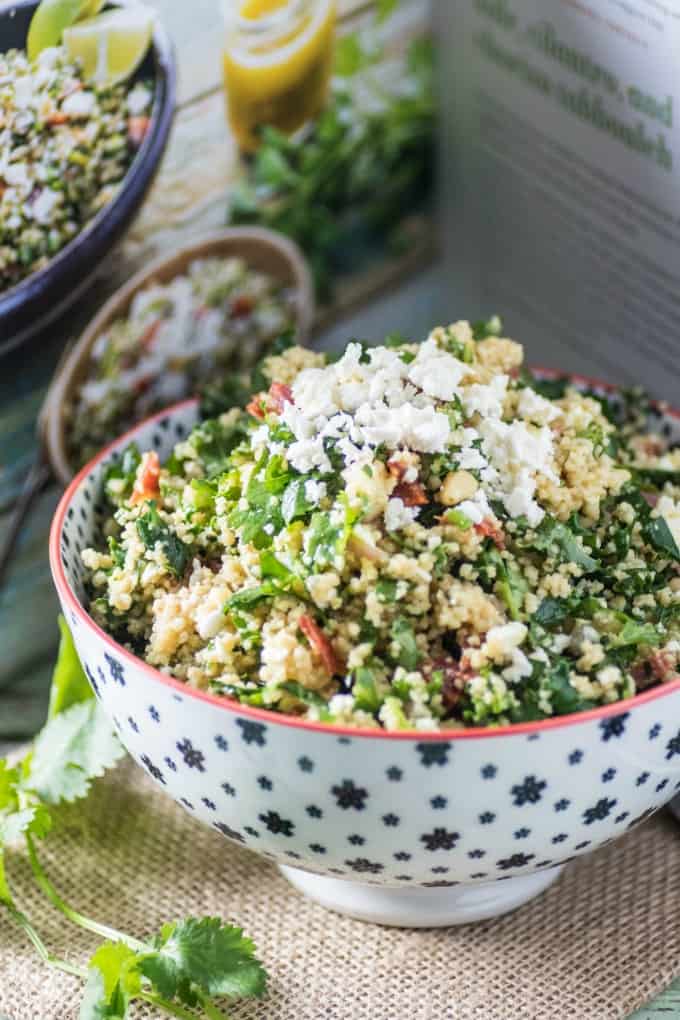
[0,455,52,591]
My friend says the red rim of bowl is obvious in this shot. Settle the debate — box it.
[49,371,680,742]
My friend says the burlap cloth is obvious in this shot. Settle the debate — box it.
[1,760,680,1020]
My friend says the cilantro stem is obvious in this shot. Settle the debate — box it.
[140,991,215,1020]
[195,990,232,1020]
[1,900,86,980]
[25,834,147,953]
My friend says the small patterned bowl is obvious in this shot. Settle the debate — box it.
[49,385,680,927]
[0,0,176,354]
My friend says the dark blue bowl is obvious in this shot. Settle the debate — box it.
[0,0,176,354]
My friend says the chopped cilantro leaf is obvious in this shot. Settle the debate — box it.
[390,617,421,670]
[610,620,661,648]
[136,504,191,577]
[279,682,328,708]
[645,516,680,562]
[281,478,314,524]
[376,578,398,603]
[352,666,383,712]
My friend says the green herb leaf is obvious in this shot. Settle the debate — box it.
[259,550,295,584]
[542,659,585,716]
[305,511,342,568]
[645,516,680,561]
[136,504,191,577]
[48,616,93,720]
[225,582,284,612]
[390,617,421,671]
[103,446,141,507]
[0,760,20,815]
[281,478,314,524]
[28,702,125,805]
[444,508,472,530]
[610,620,661,649]
[376,578,398,603]
[533,597,569,628]
[79,967,128,1020]
[352,667,382,713]
[81,943,140,1020]
[139,917,267,1001]
[530,516,599,573]
[478,548,527,621]
[279,682,328,709]
[189,418,249,478]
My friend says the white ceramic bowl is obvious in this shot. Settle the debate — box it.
[49,385,680,927]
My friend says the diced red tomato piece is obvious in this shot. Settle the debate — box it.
[298,614,343,676]
[425,655,477,711]
[230,295,254,318]
[246,382,293,419]
[268,381,293,413]
[130,451,161,505]
[474,518,505,549]
[246,395,266,419]
[127,116,150,147]
[393,481,428,507]
[387,458,407,481]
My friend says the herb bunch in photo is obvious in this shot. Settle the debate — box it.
[228,8,435,301]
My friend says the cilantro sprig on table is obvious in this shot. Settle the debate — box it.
[0,619,267,1020]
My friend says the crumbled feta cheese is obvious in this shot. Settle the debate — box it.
[304,479,327,505]
[463,375,508,420]
[62,90,96,118]
[407,337,466,400]
[517,387,562,425]
[195,605,224,641]
[357,403,451,453]
[286,438,331,475]
[484,622,528,662]
[127,82,151,115]
[384,498,420,532]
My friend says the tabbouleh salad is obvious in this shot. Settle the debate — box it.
[0,45,151,291]
[82,320,680,730]
[66,256,297,468]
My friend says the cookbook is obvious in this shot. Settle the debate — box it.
[442,0,680,402]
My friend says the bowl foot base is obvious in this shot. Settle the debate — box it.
[278,865,564,927]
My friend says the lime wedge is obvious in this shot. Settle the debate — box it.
[27,0,93,61]
[63,6,155,86]
[80,0,105,15]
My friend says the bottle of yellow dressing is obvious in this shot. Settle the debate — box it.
[222,0,337,153]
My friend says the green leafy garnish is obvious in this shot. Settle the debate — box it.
[376,578,398,603]
[610,620,661,649]
[136,504,191,577]
[279,682,328,709]
[0,619,268,1020]
[48,615,93,719]
[645,516,680,562]
[529,516,599,573]
[29,701,124,805]
[390,617,421,670]
[352,667,383,713]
